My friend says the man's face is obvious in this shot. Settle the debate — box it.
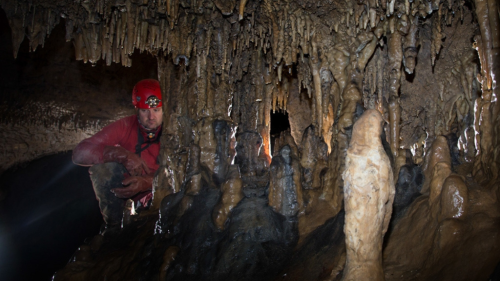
[138,107,163,130]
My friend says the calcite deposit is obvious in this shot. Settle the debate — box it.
[342,109,394,281]
[0,0,499,280]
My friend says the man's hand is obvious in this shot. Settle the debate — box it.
[103,146,151,176]
[111,174,154,199]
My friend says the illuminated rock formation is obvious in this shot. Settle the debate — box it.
[342,109,395,281]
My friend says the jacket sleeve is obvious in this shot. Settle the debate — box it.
[72,118,128,166]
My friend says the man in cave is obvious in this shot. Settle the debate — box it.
[72,79,163,231]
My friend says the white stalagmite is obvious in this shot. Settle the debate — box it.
[341,109,395,281]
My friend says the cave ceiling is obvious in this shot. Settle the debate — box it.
[0,0,497,172]
[0,0,499,280]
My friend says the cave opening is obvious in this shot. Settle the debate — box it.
[0,152,103,281]
[270,110,291,156]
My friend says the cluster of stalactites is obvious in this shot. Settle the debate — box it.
[0,0,479,144]
[2,0,467,72]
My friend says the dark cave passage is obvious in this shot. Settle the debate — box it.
[270,110,291,155]
[0,152,102,281]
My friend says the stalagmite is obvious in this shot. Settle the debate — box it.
[422,136,451,194]
[438,174,468,222]
[159,246,180,281]
[235,131,269,179]
[300,125,329,191]
[213,166,243,230]
[429,161,452,210]
[269,145,303,217]
[185,145,202,196]
[342,109,394,281]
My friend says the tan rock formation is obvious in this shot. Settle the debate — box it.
[213,166,244,230]
[342,109,395,281]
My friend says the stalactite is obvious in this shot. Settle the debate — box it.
[388,95,401,158]
[239,0,248,21]
[356,32,377,71]
[263,64,274,128]
[205,57,215,118]
[486,0,499,49]
[212,0,235,16]
[102,33,111,66]
[473,90,494,183]
[126,3,136,55]
[310,35,323,132]
[474,0,494,90]
[376,49,385,108]
[388,27,402,96]
[460,50,476,103]
[327,47,349,97]
[297,56,312,98]
[403,15,419,74]
[337,83,362,132]
[431,6,444,66]
[73,31,84,61]
[283,75,290,111]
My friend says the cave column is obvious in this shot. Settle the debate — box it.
[153,55,188,208]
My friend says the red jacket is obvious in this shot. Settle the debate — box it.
[73,115,160,172]
[73,115,161,204]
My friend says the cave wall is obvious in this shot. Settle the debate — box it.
[0,0,499,280]
[0,9,158,173]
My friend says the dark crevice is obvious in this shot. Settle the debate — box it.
[270,110,291,155]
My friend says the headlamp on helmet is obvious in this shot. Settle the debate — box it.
[132,79,163,109]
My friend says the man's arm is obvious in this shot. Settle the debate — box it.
[73,117,151,176]
[72,119,126,166]
[73,139,106,166]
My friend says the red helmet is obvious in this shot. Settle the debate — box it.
[132,79,163,109]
